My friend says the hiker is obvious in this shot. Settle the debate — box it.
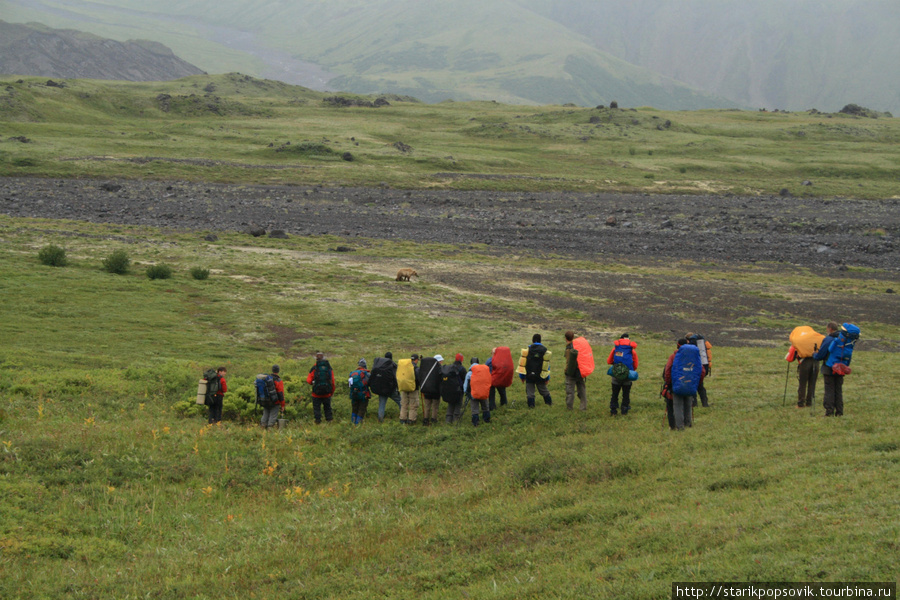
[487,346,514,409]
[419,354,444,426]
[564,331,588,411]
[348,359,371,425]
[660,347,676,430]
[518,334,552,408]
[607,333,638,415]
[441,353,467,424]
[370,351,401,423]
[259,365,285,429]
[813,322,858,417]
[786,325,825,409]
[306,351,335,424]
[206,366,227,424]
[665,338,704,430]
[465,357,492,426]
[686,332,712,407]
[396,354,420,424]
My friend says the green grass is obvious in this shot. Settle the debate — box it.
[1,216,898,599]
[2,74,900,198]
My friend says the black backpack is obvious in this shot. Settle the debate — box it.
[524,345,547,383]
[311,360,334,396]
[203,369,220,403]
[418,357,441,397]
[439,364,463,403]
[368,357,397,396]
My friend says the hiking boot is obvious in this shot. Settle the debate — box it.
[472,414,480,427]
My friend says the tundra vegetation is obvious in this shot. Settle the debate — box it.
[0,74,899,599]
[0,74,899,199]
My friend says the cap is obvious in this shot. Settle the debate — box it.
[411,353,419,360]
[434,354,444,362]
[358,358,367,368]
[455,353,464,363]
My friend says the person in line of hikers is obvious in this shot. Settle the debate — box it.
[686,332,712,407]
[465,357,493,426]
[260,365,284,429]
[441,353,467,424]
[664,338,704,431]
[348,359,371,425]
[396,354,421,425]
[306,351,335,424]
[369,351,401,423]
[486,347,514,410]
[813,322,852,417]
[786,342,819,409]
[564,331,588,411]
[519,334,552,408]
[418,354,444,426]
[660,348,676,431]
[207,366,227,425]
[607,333,638,415]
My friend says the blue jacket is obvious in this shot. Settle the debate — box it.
[813,333,838,374]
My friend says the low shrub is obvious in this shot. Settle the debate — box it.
[190,267,210,280]
[102,249,130,274]
[38,244,67,267]
[146,264,173,280]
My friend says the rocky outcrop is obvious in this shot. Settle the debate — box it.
[0,20,205,82]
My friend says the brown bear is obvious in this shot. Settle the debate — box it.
[396,268,418,282]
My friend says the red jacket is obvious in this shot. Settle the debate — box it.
[607,339,639,369]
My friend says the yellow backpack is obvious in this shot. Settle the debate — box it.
[397,359,417,392]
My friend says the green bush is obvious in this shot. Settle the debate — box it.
[102,249,130,274]
[146,264,173,280]
[38,244,67,267]
[190,266,210,280]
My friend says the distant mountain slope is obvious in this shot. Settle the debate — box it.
[0,1,734,109]
[518,0,900,113]
[0,20,205,81]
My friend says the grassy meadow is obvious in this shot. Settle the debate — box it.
[1,216,898,599]
[1,73,900,199]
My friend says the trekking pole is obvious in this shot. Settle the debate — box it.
[456,396,470,426]
[782,362,790,406]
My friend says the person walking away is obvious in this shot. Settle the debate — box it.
[396,354,420,424]
[661,347,677,430]
[669,339,703,430]
[813,322,860,417]
[306,351,335,424]
[418,354,444,426]
[206,366,227,425]
[786,325,825,409]
[258,365,284,429]
[564,331,588,410]
[441,354,466,424]
[466,359,493,426]
[487,346,514,409]
[686,332,712,407]
[517,334,552,408]
[348,359,371,425]
[370,351,400,423]
[607,334,638,415]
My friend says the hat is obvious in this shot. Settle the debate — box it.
[315,350,324,358]
[358,358,367,368]
[385,351,393,359]
[272,364,280,373]
[470,357,480,365]
[434,354,444,362]
[532,334,542,343]
[411,353,419,360]
[455,353,464,363]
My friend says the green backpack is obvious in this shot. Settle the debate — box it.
[610,362,630,382]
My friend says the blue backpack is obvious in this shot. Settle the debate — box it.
[825,323,860,369]
[349,369,369,401]
[255,374,279,406]
[672,344,703,396]
[612,342,635,370]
